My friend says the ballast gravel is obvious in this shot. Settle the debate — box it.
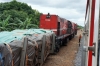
[43,30,82,66]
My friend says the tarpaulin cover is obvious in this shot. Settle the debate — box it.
[0,43,13,66]
[8,39,37,66]
[25,29,54,64]
[0,29,54,66]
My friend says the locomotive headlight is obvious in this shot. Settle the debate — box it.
[46,13,51,18]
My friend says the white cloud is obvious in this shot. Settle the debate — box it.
[0,0,87,26]
[0,0,7,2]
[69,18,85,26]
[28,3,85,26]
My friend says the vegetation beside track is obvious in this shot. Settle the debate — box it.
[0,0,41,31]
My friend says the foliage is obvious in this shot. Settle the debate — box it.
[77,25,83,29]
[0,0,40,31]
[0,15,11,31]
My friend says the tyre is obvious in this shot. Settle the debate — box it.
[54,41,60,54]
[63,38,68,46]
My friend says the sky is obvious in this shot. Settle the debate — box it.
[0,0,87,26]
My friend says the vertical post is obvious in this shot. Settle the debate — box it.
[20,38,28,66]
[97,40,100,66]
[88,0,96,66]
[97,0,100,65]
[81,36,88,66]
[40,35,46,66]
[51,33,56,53]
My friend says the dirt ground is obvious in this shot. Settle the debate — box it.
[43,30,82,66]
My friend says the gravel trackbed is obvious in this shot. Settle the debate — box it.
[43,30,82,66]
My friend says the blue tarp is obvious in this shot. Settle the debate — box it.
[0,29,54,44]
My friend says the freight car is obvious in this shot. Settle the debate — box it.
[39,13,77,52]
[0,29,55,66]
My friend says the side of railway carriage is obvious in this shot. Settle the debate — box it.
[82,0,100,66]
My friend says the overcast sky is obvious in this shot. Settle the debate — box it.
[0,0,87,26]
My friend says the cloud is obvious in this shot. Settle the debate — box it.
[16,0,86,13]
[29,3,85,26]
[0,0,87,26]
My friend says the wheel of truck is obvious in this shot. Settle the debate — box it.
[73,33,75,38]
[66,38,69,44]
[54,46,59,54]
[62,38,65,46]
[36,63,40,66]
[72,34,73,38]
[63,38,68,46]
[65,38,67,43]
[69,35,72,40]
[72,34,74,38]
[60,39,63,46]
[71,35,73,39]
[56,46,59,52]
[54,42,60,53]
[53,47,59,55]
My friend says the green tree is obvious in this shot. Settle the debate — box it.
[0,15,11,31]
[0,0,41,31]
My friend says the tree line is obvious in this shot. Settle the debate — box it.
[0,0,41,31]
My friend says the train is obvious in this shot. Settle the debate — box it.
[40,13,77,52]
[0,13,77,66]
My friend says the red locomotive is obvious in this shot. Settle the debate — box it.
[40,13,77,52]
